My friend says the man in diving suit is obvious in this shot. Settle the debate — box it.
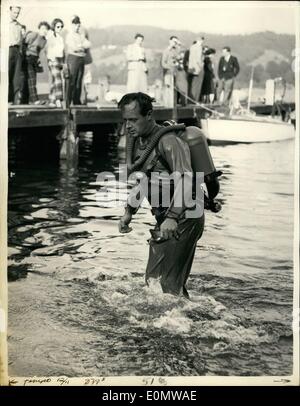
[118,92,204,298]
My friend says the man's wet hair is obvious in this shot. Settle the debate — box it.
[118,92,155,117]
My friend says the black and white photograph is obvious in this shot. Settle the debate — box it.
[0,0,299,385]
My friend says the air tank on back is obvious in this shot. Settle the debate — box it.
[182,126,216,177]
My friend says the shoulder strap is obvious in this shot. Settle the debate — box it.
[144,143,170,177]
[129,124,185,173]
[156,130,183,171]
[145,131,181,175]
[155,143,171,172]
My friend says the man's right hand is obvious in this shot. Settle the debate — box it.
[118,211,133,234]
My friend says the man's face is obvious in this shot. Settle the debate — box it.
[10,7,20,21]
[39,25,49,38]
[222,49,229,57]
[121,101,151,138]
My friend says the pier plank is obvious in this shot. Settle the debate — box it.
[8,106,68,129]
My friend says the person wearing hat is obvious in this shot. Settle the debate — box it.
[201,48,216,104]
[65,15,91,105]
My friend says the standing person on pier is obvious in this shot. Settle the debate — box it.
[201,48,217,104]
[47,18,65,108]
[19,24,29,104]
[161,36,180,107]
[175,50,188,106]
[187,36,205,103]
[217,46,240,105]
[126,33,148,93]
[8,6,22,104]
[65,15,91,106]
[22,21,50,105]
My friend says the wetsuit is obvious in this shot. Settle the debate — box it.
[126,123,205,298]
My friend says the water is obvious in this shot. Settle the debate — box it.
[7,131,295,377]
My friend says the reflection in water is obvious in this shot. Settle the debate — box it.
[7,130,294,377]
[57,162,81,221]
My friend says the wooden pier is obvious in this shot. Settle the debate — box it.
[8,104,214,128]
[8,102,295,162]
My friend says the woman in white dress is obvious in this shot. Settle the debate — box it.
[126,33,148,93]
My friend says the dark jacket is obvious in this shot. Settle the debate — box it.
[201,56,216,95]
[204,56,215,80]
[218,55,240,80]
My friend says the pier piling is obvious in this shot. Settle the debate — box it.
[59,117,79,162]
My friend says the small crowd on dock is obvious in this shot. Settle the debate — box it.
[9,7,92,107]
[9,6,240,108]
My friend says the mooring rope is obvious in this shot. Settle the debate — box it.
[173,85,225,117]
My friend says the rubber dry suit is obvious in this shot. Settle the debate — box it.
[125,123,221,298]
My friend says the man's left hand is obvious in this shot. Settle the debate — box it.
[160,218,178,240]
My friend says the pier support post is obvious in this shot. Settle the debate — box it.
[58,117,78,163]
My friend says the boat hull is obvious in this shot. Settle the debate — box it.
[201,117,295,144]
